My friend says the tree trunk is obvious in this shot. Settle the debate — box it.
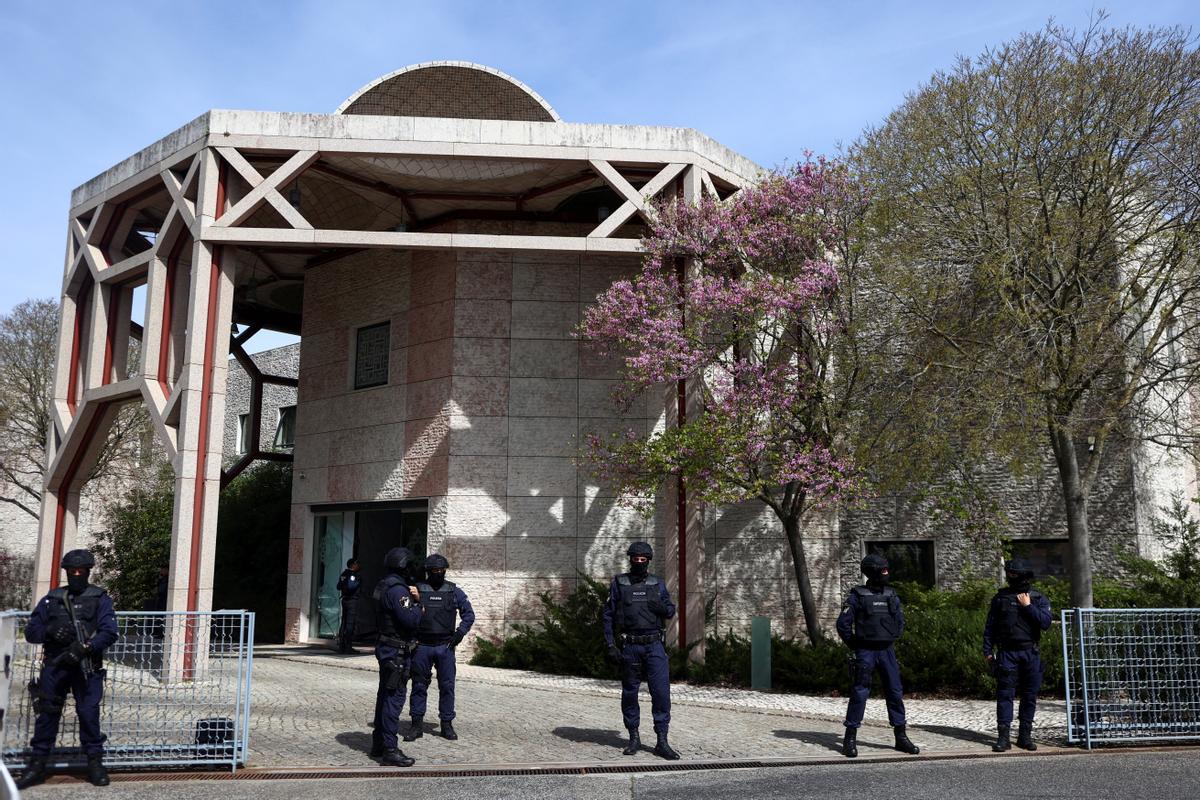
[1049,424,1094,608]
[782,513,826,642]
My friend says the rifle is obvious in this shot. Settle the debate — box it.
[54,596,94,677]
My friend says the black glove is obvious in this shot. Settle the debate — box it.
[606,644,622,665]
[449,631,465,648]
[55,640,89,668]
[647,599,668,617]
[48,621,75,645]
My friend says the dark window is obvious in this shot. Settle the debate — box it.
[865,540,935,588]
[1009,538,1071,579]
[354,322,390,389]
[236,413,251,454]
[274,405,296,448]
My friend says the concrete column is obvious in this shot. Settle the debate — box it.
[165,149,234,618]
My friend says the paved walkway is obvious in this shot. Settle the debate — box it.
[246,645,1067,768]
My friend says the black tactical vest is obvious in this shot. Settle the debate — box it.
[373,574,410,640]
[416,581,459,641]
[993,590,1045,647]
[617,574,663,633]
[340,570,361,598]
[44,586,104,659]
[851,585,900,644]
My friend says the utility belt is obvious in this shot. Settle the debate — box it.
[998,641,1038,652]
[417,635,454,646]
[621,632,663,645]
[377,635,416,654]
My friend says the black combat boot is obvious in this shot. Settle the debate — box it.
[87,755,111,786]
[622,728,641,755]
[379,748,415,767]
[992,724,1011,752]
[842,727,858,758]
[402,716,424,742]
[893,726,920,755]
[15,758,48,790]
[1016,721,1037,751]
[369,732,384,757]
[441,720,458,740]
[653,729,680,760]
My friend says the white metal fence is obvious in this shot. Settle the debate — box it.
[1062,608,1200,748]
[0,610,254,772]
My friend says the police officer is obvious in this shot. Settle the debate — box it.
[369,547,422,767]
[16,549,119,789]
[336,558,362,653]
[404,554,475,742]
[984,557,1052,752]
[836,553,920,758]
[601,541,680,760]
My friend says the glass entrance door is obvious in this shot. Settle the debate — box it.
[310,513,353,639]
[308,502,428,641]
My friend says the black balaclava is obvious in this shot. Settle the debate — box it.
[67,568,89,595]
[861,553,890,588]
[425,554,448,589]
[1005,558,1034,592]
[627,542,653,580]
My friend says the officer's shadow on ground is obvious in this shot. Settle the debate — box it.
[773,729,894,754]
[336,731,374,755]
[552,727,629,749]
[910,724,994,746]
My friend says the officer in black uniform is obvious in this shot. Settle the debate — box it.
[336,558,362,653]
[404,554,475,742]
[369,547,422,767]
[601,541,680,760]
[836,553,920,758]
[984,557,1052,752]
[16,549,119,789]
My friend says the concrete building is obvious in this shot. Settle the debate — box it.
[33,62,1195,651]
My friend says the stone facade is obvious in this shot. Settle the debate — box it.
[285,225,670,647]
[222,345,300,465]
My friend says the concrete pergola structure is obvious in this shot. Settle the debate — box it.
[36,62,767,651]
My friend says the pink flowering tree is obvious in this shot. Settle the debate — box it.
[581,159,870,642]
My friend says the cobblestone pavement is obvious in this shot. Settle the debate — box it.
[246,646,1067,768]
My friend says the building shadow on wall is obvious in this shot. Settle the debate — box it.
[552,726,628,748]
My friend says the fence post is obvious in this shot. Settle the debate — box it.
[0,614,15,750]
[751,616,771,691]
[1060,609,1073,743]
[1075,608,1092,751]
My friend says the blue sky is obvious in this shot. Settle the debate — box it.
[1,1,1196,350]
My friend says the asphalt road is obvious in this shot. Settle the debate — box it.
[19,750,1200,800]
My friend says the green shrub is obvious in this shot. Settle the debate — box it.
[472,574,613,678]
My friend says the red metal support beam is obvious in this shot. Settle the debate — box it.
[157,235,186,394]
[675,253,688,650]
[48,405,110,589]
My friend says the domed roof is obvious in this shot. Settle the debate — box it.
[336,61,560,122]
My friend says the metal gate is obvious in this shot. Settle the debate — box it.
[1062,608,1200,748]
[0,610,254,771]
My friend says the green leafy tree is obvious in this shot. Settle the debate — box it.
[92,465,174,609]
[213,462,292,642]
[855,18,1200,606]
